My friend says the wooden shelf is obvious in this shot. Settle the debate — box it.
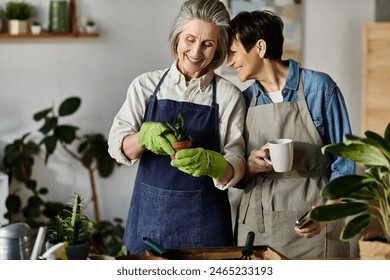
[0,1,99,40]
[0,32,100,39]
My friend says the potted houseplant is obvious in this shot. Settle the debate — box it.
[3,1,33,35]
[30,21,41,35]
[163,113,192,159]
[46,192,95,260]
[2,96,123,256]
[85,18,96,34]
[308,121,390,259]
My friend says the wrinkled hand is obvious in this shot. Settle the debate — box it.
[139,122,176,156]
[295,220,326,239]
[247,147,273,174]
[170,148,227,179]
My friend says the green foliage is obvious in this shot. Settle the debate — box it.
[164,113,192,142]
[91,218,125,256]
[309,121,390,242]
[2,96,121,253]
[46,193,95,245]
[3,1,33,20]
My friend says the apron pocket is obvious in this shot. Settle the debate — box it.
[137,183,201,243]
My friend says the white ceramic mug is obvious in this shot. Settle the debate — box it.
[263,139,294,173]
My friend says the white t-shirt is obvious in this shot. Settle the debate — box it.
[265,91,283,103]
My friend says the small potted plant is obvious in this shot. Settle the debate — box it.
[308,121,390,259]
[3,1,33,35]
[163,113,192,159]
[30,21,41,35]
[46,192,95,260]
[85,18,96,34]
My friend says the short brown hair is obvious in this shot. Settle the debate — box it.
[229,10,284,60]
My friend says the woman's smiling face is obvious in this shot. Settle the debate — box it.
[176,18,219,80]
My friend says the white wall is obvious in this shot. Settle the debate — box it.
[0,0,375,227]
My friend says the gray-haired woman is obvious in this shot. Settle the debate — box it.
[108,0,245,255]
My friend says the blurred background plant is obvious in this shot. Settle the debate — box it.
[1,96,124,255]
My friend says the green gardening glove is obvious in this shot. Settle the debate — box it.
[170,147,227,179]
[139,122,176,156]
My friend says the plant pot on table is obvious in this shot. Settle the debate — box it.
[359,232,390,260]
[46,240,90,260]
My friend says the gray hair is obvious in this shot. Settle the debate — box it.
[168,0,230,71]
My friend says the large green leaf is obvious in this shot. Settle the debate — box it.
[341,189,379,200]
[14,161,33,182]
[322,143,388,167]
[321,175,378,199]
[344,134,363,143]
[341,214,376,240]
[308,202,370,221]
[42,135,57,155]
[54,125,78,144]
[33,108,52,121]
[98,157,115,177]
[81,149,93,168]
[5,194,21,213]
[385,121,390,142]
[42,135,58,163]
[24,141,40,155]
[366,166,390,189]
[58,97,81,116]
[25,179,37,191]
[363,130,390,161]
[39,117,58,134]
[3,143,21,167]
[23,196,44,219]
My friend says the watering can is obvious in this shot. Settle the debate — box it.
[0,222,33,260]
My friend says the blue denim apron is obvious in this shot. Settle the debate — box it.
[124,69,233,254]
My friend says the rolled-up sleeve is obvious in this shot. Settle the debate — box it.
[213,77,246,190]
[108,75,151,166]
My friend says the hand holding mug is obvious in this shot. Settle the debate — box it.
[263,139,294,173]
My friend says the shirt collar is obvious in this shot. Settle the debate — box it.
[253,59,300,96]
[170,61,214,91]
[283,59,300,91]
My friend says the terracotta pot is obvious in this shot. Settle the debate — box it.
[170,140,192,160]
[359,233,390,260]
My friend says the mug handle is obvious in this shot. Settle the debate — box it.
[263,146,272,165]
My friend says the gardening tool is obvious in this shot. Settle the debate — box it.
[30,226,47,260]
[241,231,255,260]
[142,237,176,259]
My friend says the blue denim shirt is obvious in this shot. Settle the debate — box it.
[243,59,355,181]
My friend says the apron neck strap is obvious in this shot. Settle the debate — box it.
[153,68,170,95]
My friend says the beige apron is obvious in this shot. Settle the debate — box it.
[237,77,349,259]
